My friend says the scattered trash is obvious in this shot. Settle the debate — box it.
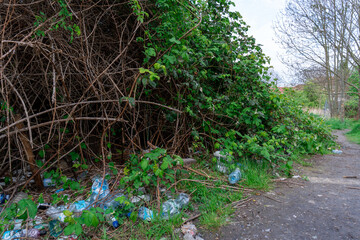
[138,206,154,221]
[100,192,126,210]
[43,178,56,187]
[49,220,63,238]
[162,193,190,219]
[2,230,19,240]
[292,175,301,179]
[38,203,51,210]
[181,222,197,236]
[105,211,120,228]
[88,175,110,202]
[0,194,10,204]
[228,167,241,184]
[214,151,228,173]
[46,205,67,222]
[9,192,28,204]
[332,149,343,154]
[69,200,90,213]
[1,228,45,240]
[130,194,151,203]
[13,219,23,230]
[55,188,64,193]
[183,233,196,240]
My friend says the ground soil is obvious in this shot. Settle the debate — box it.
[202,130,360,240]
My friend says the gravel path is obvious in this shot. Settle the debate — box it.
[202,130,360,240]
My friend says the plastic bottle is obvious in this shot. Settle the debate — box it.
[214,151,229,173]
[46,205,67,222]
[228,168,241,184]
[2,230,18,240]
[88,175,110,203]
[104,212,120,228]
[175,193,190,208]
[161,193,190,219]
[138,206,153,221]
[69,200,90,213]
[100,193,126,210]
[332,149,343,154]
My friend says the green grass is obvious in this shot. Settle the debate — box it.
[242,160,272,190]
[324,118,357,130]
[346,123,360,144]
[325,118,360,145]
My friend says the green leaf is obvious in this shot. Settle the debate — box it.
[82,210,99,227]
[74,222,82,236]
[80,142,87,149]
[38,150,45,158]
[145,48,156,57]
[140,159,148,170]
[17,199,37,219]
[160,161,168,170]
[70,181,80,190]
[63,210,73,217]
[63,224,75,235]
[169,37,181,44]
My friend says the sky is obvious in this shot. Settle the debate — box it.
[231,0,289,85]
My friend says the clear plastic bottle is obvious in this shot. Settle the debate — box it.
[104,212,120,228]
[162,193,190,219]
[46,205,67,222]
[228,168,241,184]
[175,193,190,208]
[88,175,110,203]
[69,200,90,213]
[100,193,126,210]
[138,206,153,221]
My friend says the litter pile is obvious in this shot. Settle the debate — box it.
[0,173,190,239]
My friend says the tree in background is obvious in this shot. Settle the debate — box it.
[275,0,360,119]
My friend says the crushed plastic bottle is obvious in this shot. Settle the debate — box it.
[88,175,110,203]
[161,193,190,219]
[46,205,67,222]
[228,168,241,184]
[100,193,126,210]
[69,200,90,213]
[2,230,19,240]
[130,195,150,204]
[332,149,343,154]
[104,212,120,228]
[175,193,190,208]
[138,206,153,221]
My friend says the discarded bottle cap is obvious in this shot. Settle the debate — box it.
[112,220,120,228]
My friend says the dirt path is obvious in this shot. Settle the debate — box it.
[202,130,360,240]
